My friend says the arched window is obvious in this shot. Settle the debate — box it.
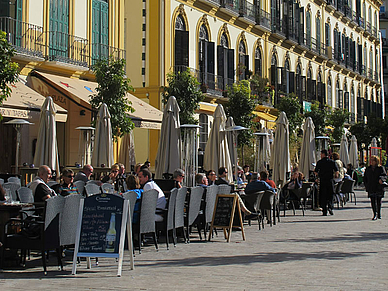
[351,86,355,120]
[270,53,278,103]
[307,68,315,101]
[198,24,215,89]
[306,10,311,48]
[296,63,302,100]
[327,77,332,107]
[344,82,349,111]
[238,41,249,80]
[362,2,366,27]
[255,46,262,77]
[336,79,343,108]
[284,59,290,94]
[334,28,339,61]
[199,113,208,150]
[368,6,371,24]
[174,14,188,70]
[317,72,324,106]
[316,16,321,52]
[363,46,367,74]
[217,32,233,90]
[369,49,373,77]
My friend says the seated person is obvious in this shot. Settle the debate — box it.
[115,163,126,192]
[243,165,252,183]
[134,163,143,176]
[138,168,166,222]
[29,165,57,202]
[281,171,304,202]
[215,167,229,185]
[74,164,94,183]
[125,174,143,224]
[101,164,120,191]
[245,172,275,194]
[58,168,80,196]
[206,170,217,185]
[195,173,208,187]
[173,169,185,188]
[259,170,277,189]
[236,166,245,185]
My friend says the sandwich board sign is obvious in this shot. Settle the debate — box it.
[72,193,133,276]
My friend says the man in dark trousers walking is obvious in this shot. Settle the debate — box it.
[314,149,339,216]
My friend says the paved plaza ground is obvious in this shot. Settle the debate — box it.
[1,188,388,290]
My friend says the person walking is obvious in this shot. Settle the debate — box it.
[314,150,339,216]
[364,155,386,220]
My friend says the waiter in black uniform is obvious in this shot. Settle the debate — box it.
[314,149,339,216]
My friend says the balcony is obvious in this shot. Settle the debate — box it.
[239,0,256,24]
[46,31,89,67]
[351,11,358,25]
[341,5,352,21]
[371,26,377,38]
[255,9,271,31]
[365,21,372,35]
[0,17,44,59]
[198,0,221,7]
[358,17,365,29]
[220,0,240,17]
[91,43,126,66]
[271,18,286,39]
[374,71,379,82]
[367,68,373,80]
[0,17,125,70]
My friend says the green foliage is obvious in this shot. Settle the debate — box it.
[0,30,19,119]
[225,80,255,146]
[349,122,370,151]
[249,74,271,104]
[304,101,329,136]
[162,69,204,125]
[274,93,303,134]
[90,57,134,139]
[327,108,350,142]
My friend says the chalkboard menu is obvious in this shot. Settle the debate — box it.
[78,194,124,254]
[72,193,132,276]
[209,194,245,242]
[213,195,235,227]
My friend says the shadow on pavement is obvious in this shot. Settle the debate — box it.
[273,231,388,243]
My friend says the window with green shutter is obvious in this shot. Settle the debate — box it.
[49,0,69,60]
[92,0,109,63]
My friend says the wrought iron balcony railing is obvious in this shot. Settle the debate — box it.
[45,31,89,67]
[239,0,256,22]
[91,43,126,66]
[0,17,44,58]
[372,26,377,38]
[221,0,239,15]
[256,9,270,30]
[366,21,372,34]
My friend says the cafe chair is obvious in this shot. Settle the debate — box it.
[17,187,34,203]
[260,190,275,228]
[85,183,101,196]
[101,183,114,194]
[218,184,232,194]
[341,179,356,205]
[1,195,65,275]
[86,180,101,185]
[0,178,4,185]
[8,177,21,185]
[156,188,177,250]
[243,191,265,228]
[2,182,21,202]
[204,185,218,240]
[174,187,187,244]
[60,194,82,247]
[333,181,344,209]
[137,189,159,254]
[290,182,313,216]
[122,191,140,221]
[186,186,204,242]
[74,180,85,196]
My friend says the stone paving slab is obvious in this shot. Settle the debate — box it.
[1,189,388,290]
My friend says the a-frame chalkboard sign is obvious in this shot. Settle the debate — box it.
[208,194,245,242]
[71,193,133,276]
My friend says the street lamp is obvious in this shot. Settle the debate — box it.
[4,119,34,174]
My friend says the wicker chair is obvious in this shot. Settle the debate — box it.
[73,180,85,196]
[85,183,101,196]
[2,182,21,202]
[174,187,188,243]
[101,183,114,194]
[186,186,204,241]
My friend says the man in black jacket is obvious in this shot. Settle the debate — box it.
[314,150,339,216]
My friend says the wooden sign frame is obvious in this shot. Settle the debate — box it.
[208,194,245,242]
[71,195,133,276]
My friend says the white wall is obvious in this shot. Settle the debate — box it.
[28,0,44,27]
[74,0,88,39]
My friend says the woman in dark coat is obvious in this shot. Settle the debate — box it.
[364,155,386,220]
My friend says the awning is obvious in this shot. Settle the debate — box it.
[27,71,162,129]
[199,102,217,114]
[253,111,277,129]
[0,79,67,122]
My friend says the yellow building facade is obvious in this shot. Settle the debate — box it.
[125,0,383,162]
[0,0,127,173]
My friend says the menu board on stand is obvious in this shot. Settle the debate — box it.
[72,193,133,276]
